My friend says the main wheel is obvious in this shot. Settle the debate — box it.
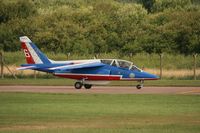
[136,85,142,89]
[74,82,83,89]
[84,84,92,89]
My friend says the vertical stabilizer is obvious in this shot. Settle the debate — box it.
[20,36,51,64]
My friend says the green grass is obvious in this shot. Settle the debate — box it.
[0,78,200,87]
[0,93,199,133]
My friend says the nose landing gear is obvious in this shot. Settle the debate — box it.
[136,80,144,89]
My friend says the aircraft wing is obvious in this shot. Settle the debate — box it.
[48,62,105,71]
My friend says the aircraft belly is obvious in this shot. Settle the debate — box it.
[83,81,110,85]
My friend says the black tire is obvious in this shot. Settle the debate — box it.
[84,84,92,89]
[136,85,142,89]
[74,82,82,89]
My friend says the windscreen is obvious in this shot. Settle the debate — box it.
[131,65,142,72]
[101,59,112,65]
[117,60,132,69]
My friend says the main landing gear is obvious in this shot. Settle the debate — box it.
[136,80,144,89]
[74,81,92,89]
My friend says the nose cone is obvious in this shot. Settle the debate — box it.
[141,72,159,80]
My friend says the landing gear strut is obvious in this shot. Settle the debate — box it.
[136,80,144,89]
[74,81,92,89]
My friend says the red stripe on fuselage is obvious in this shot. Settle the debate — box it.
[54,74,121,80]
[21,42,35,64]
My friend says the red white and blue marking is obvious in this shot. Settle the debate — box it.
[18,36,159,84]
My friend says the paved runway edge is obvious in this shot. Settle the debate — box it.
[0,86,200,94]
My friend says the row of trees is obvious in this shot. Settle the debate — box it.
[0,0,200,55]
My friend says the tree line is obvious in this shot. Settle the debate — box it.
[0,0,200,55]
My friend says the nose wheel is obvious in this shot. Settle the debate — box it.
[136,84,143,89]
[136,80,144,89]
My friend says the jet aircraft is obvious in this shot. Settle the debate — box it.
[18,36,159,89]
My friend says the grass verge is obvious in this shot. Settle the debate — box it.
[0,93,199,133]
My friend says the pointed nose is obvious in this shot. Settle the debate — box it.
[143,72,159,80]
[150,74,159,79]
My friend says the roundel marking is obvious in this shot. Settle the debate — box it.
[129,73,135,78]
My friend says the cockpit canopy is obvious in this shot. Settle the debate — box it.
[101,59,142,72]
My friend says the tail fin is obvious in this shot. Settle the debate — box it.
[20,36,51,64]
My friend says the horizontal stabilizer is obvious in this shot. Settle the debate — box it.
[17,65,37,70]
